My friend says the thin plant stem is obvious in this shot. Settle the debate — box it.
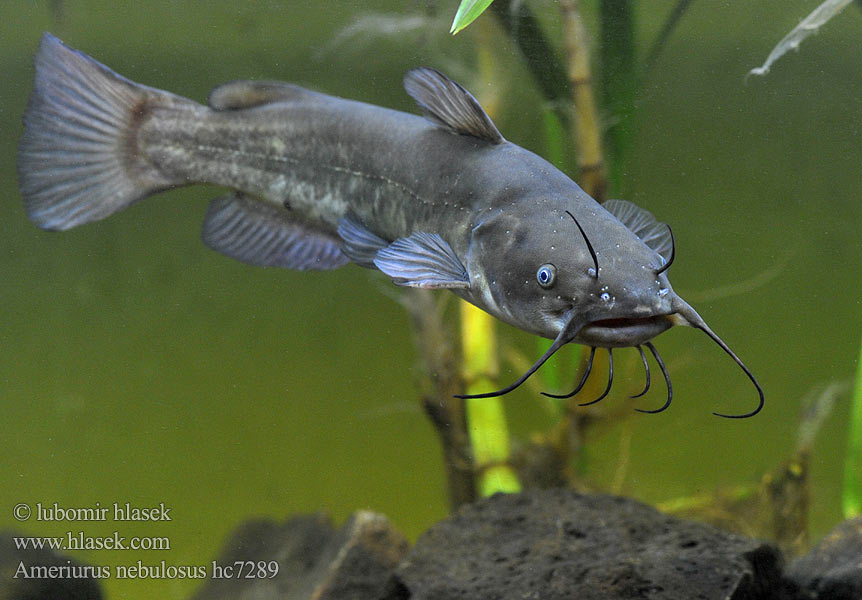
[489,0,570,124]
[458,22,521,497]
[404,289,476,509]
[844,335,862,517]
[559,0,608,201]
[644,0,695,73]
[598,0,637,194]
[461,301,521,496]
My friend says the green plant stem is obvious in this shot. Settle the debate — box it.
[405,289,476,510]
[489,0,570,123]
[843,334,862,518]
[461,301,521,496]
[598,0,637,195]
[559,0,608,201]
[644,0,695,72]
[459,29,521,497]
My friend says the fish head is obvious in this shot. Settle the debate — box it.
[467,205,676,346]
[463,199,763,419]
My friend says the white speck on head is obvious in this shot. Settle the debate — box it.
[587,268,597,277]
[271,138,286,153]
[269,174,287,195]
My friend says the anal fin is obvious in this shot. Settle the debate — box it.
[202,193,348,270]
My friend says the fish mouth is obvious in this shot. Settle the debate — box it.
[575,315,674,347]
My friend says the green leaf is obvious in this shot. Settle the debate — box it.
[450,0,496,35]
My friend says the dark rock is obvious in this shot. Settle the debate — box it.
[392,489,789,600]
[788,516,862,600]
[193,511,408,600]
[0,529,104,600]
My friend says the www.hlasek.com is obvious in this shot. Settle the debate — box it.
[15,531,171,552]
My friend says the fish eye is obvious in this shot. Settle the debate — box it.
[536,263,557,288]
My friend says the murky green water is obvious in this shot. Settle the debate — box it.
[1,2,860,598]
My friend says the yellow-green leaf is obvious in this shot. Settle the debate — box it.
[450,0,495,35]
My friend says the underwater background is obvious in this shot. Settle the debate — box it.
[1,1,860,598]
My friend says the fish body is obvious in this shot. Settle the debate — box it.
[18,34,763,416]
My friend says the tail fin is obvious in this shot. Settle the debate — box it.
[17,33,188,230]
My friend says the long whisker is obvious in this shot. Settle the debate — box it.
[454,326,575,400]
[566,210,599,278]
[655,224,675,275]
[697,325,764,419]
[579,348,613,406]
[542,346,596,399]
[635,342,672,414]
[630,345,651,399]
[671,297,764,419]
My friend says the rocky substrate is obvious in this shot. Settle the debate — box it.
[3,489,860,599]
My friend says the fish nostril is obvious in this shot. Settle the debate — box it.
[658,288,669,297]
[600,292,610,302]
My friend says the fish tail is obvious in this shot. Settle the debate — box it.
[17,33,191,231]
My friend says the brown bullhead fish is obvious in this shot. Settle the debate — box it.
[17,33,763,417]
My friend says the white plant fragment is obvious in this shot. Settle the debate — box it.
[748,0,853,77]
[317,13,441,59]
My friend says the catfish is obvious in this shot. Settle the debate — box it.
[17,34,763,417]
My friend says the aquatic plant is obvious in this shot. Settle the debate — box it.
[450,0,495,35]
[448,0,636,497]
[844,335,862,517]
[749,0,854,77]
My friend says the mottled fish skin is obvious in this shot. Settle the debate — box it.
[138,86,586,258]
[142,96,662,336]
[17,34,764,416]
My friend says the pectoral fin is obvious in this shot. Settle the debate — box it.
[202,193,348,270]
[374,231,470,289]
[403,67,504,144]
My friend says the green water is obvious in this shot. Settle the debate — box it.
[1,2,860,598]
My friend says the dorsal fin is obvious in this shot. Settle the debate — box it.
[604,199,673,261]
[403,67,504,144]
[208,80,320,110]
